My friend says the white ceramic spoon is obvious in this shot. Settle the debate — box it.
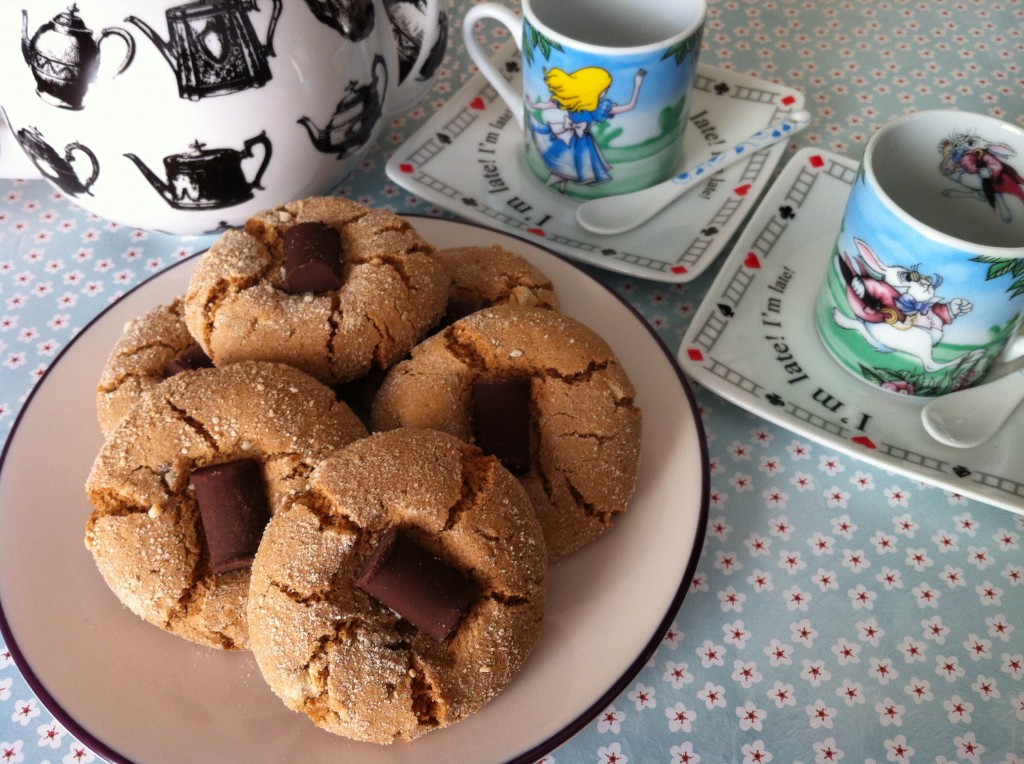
[575,110,811,236]
[920,368,1024,448]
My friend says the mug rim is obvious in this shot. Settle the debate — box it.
[521,0,707,55]
[863,108,1024,258]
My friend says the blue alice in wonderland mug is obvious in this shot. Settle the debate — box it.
[816,110,1024,398]
[463,0,706,200]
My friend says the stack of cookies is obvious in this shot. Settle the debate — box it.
[84,196,641,745]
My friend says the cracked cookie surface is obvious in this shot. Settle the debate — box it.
[246,428,547,744]
[434,245,560,315]
[85,361,367,650]
[96,298,198,435]
[371,304,642,560]
[183,197,448,385]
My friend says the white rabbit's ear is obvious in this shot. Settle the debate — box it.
[853,238,888,275]
[986,142,1017,159]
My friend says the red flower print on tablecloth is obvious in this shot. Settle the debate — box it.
[698,682,727,710]
[596,705,624,733]
[663,661,694,689]
[666,703,695,733]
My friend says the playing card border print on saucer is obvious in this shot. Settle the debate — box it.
[678,148,1024,515]
[386,41,805,282]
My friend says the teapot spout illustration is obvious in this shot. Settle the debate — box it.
[126,0,282,100]
[125,132,272,210]
[298,55,388,158]
[21,5,135,110]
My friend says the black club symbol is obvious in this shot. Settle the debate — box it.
[701,226,719,237]
[779,205,796,220]
[766,393,785,407]
[714,83,731,95]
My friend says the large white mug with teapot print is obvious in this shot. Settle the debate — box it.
[0,0,446,234]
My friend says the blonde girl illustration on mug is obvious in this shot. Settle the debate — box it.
[528,66,646,193]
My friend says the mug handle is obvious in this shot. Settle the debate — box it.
[462,3,525,128]
[0,109,42,180]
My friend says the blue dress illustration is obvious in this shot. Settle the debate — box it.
[528,67,645,193]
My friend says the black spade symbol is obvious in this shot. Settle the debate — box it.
[953,466,972,478]
[462,197,478,207]
[701,226,719,237]
[437,133,452,144]
[601,248,617,256]
[718,303,735,318]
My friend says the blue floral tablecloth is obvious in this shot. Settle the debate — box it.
[1,1,1023,762]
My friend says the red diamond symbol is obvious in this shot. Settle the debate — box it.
[781,95,797,106]
[810,154,825,168]
[527,227,545,236]
[852,435,877,449]
[687,348,704,362]
[671,265,689,274]
[399,163,415,174]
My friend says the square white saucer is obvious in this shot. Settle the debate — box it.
[386,42,805,283]
[678,148,1024,515]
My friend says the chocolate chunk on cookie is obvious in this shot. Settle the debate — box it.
[247,428,547,743]
[355,527,478,642]
[372,305,642,560]
[183,196,448,385]
[85,361,367,650]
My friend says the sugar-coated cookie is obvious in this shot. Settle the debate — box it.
[371,305,641,560]
[183,197,448,385]
[85,361,367,650]
[433,245,560,322]
[96,298,212,434]
[246,428,547,744]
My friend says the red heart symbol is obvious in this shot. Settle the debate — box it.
[671,265,689,274]
[527,227,545,236]
[470,96,486,110]
[744,252,761,269]
[687,348,704,362]
[810,154,825,168]
[781,95,797,106]
[852,435,877,449]
[399,163,415,174]
[734,184,752,196]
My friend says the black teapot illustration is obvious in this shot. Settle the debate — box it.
[298,55,387,158]
[303,0,376,41]
[124,132,272,210]
[21,5,135,110]
[385,0,445,82]
[126,0,283,101]
[15,126,99,197]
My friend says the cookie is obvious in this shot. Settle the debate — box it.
[183,197,448,385]
[433,245,560,323]
[371,304,641,560]
[95,298,213,435]
[247,428,547,744]
[85,361,367,650]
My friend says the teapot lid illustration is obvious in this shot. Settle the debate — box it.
[48,4,91,35]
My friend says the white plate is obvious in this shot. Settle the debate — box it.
[0,217,709,763]
[678,148,1024,515]
[386,42,805,283]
